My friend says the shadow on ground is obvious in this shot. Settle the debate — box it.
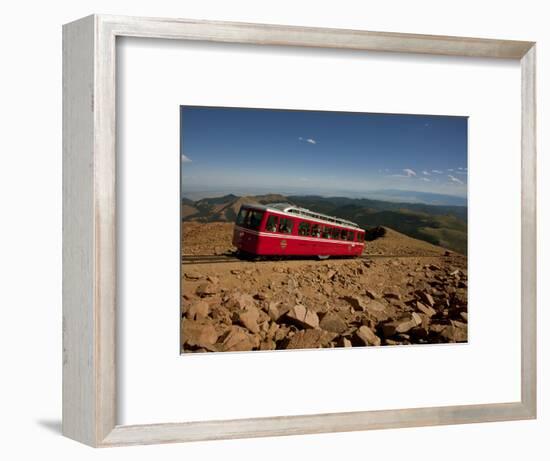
[37,419,62,435]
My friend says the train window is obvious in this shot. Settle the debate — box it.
[245,210,264,230]
[347,231,355,241]
[298,222,310,236]
[358,232,364,242]
[279,218,294,234]
[236,208,248,226]
[265,215,278,232]
[332,228,341,239]
[311,224,321,237]
[341,229,347,240]
[322,226,332,239]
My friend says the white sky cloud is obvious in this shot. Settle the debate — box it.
[422,170,430,176]
[298,137,317,145]
[448,174,464,185]
[390,168,417,178]
[431,169,443,174]
[421,177,431,182]
[181,154,192,163]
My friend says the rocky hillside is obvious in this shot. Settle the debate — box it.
[181,254,467,353]
[181,223,467,352]
[181,193,467,254]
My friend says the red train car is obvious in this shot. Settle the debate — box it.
[232,203,365,259]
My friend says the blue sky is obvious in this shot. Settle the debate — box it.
[180,106,468,199]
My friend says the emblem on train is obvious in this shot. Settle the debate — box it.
[233,202,365,260]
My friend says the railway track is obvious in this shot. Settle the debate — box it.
[181,253,453,265]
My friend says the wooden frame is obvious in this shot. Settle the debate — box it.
[62,14,537,447]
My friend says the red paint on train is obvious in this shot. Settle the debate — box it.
[232,203,365,258]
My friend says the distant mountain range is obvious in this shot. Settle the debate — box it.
[182,188,467,206]
[181,193,468,254]
[357,189,467,207]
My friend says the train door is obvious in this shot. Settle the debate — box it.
[277,217,294,255]
[296,221,311,255]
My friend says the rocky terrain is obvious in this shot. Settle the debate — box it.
[181,223,467,353]
[182,222,235,256]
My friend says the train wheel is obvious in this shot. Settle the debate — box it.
[317,255,330,260]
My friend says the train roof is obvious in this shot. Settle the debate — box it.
[243,202,362,230]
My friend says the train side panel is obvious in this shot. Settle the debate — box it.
[232,206,365,257]
[233,226,364,256]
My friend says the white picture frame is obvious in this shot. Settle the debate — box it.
[62,14,536,447]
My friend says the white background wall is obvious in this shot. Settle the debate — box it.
[0,0,546,458]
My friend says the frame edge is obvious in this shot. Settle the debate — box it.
[62,14,99,447]
[62,14,538,447]
[520,44,537,419]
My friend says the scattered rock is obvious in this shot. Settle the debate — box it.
[228,293,256,311]
[209,305,232,325]
[259,339,276,350]
[429,323,448,335]
[274,326,291,342]
[196,282,218,297]
[337,337,353,347]
[380,313,422,337]
[365,289,380,300]
[184,271,203,281]
[451,320,468,330]
[440,324,468,343]
[319,312,348,334]
[365,300,386,312]
[267,302,281,321]
[285,329,336,349]
[237,309,260,333]
[186,300,210,320]
[343,295,368,311]
[415,301,436,318]
[355,326,381,346]
[286,304,319,329]
[221,326,257,351]
[182,319,218,348]
[418,291,435,307]
[384,291,401,300]
[266,322,279,339]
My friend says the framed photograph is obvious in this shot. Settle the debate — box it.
[63,15,536,447]
[179,106,469,353]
